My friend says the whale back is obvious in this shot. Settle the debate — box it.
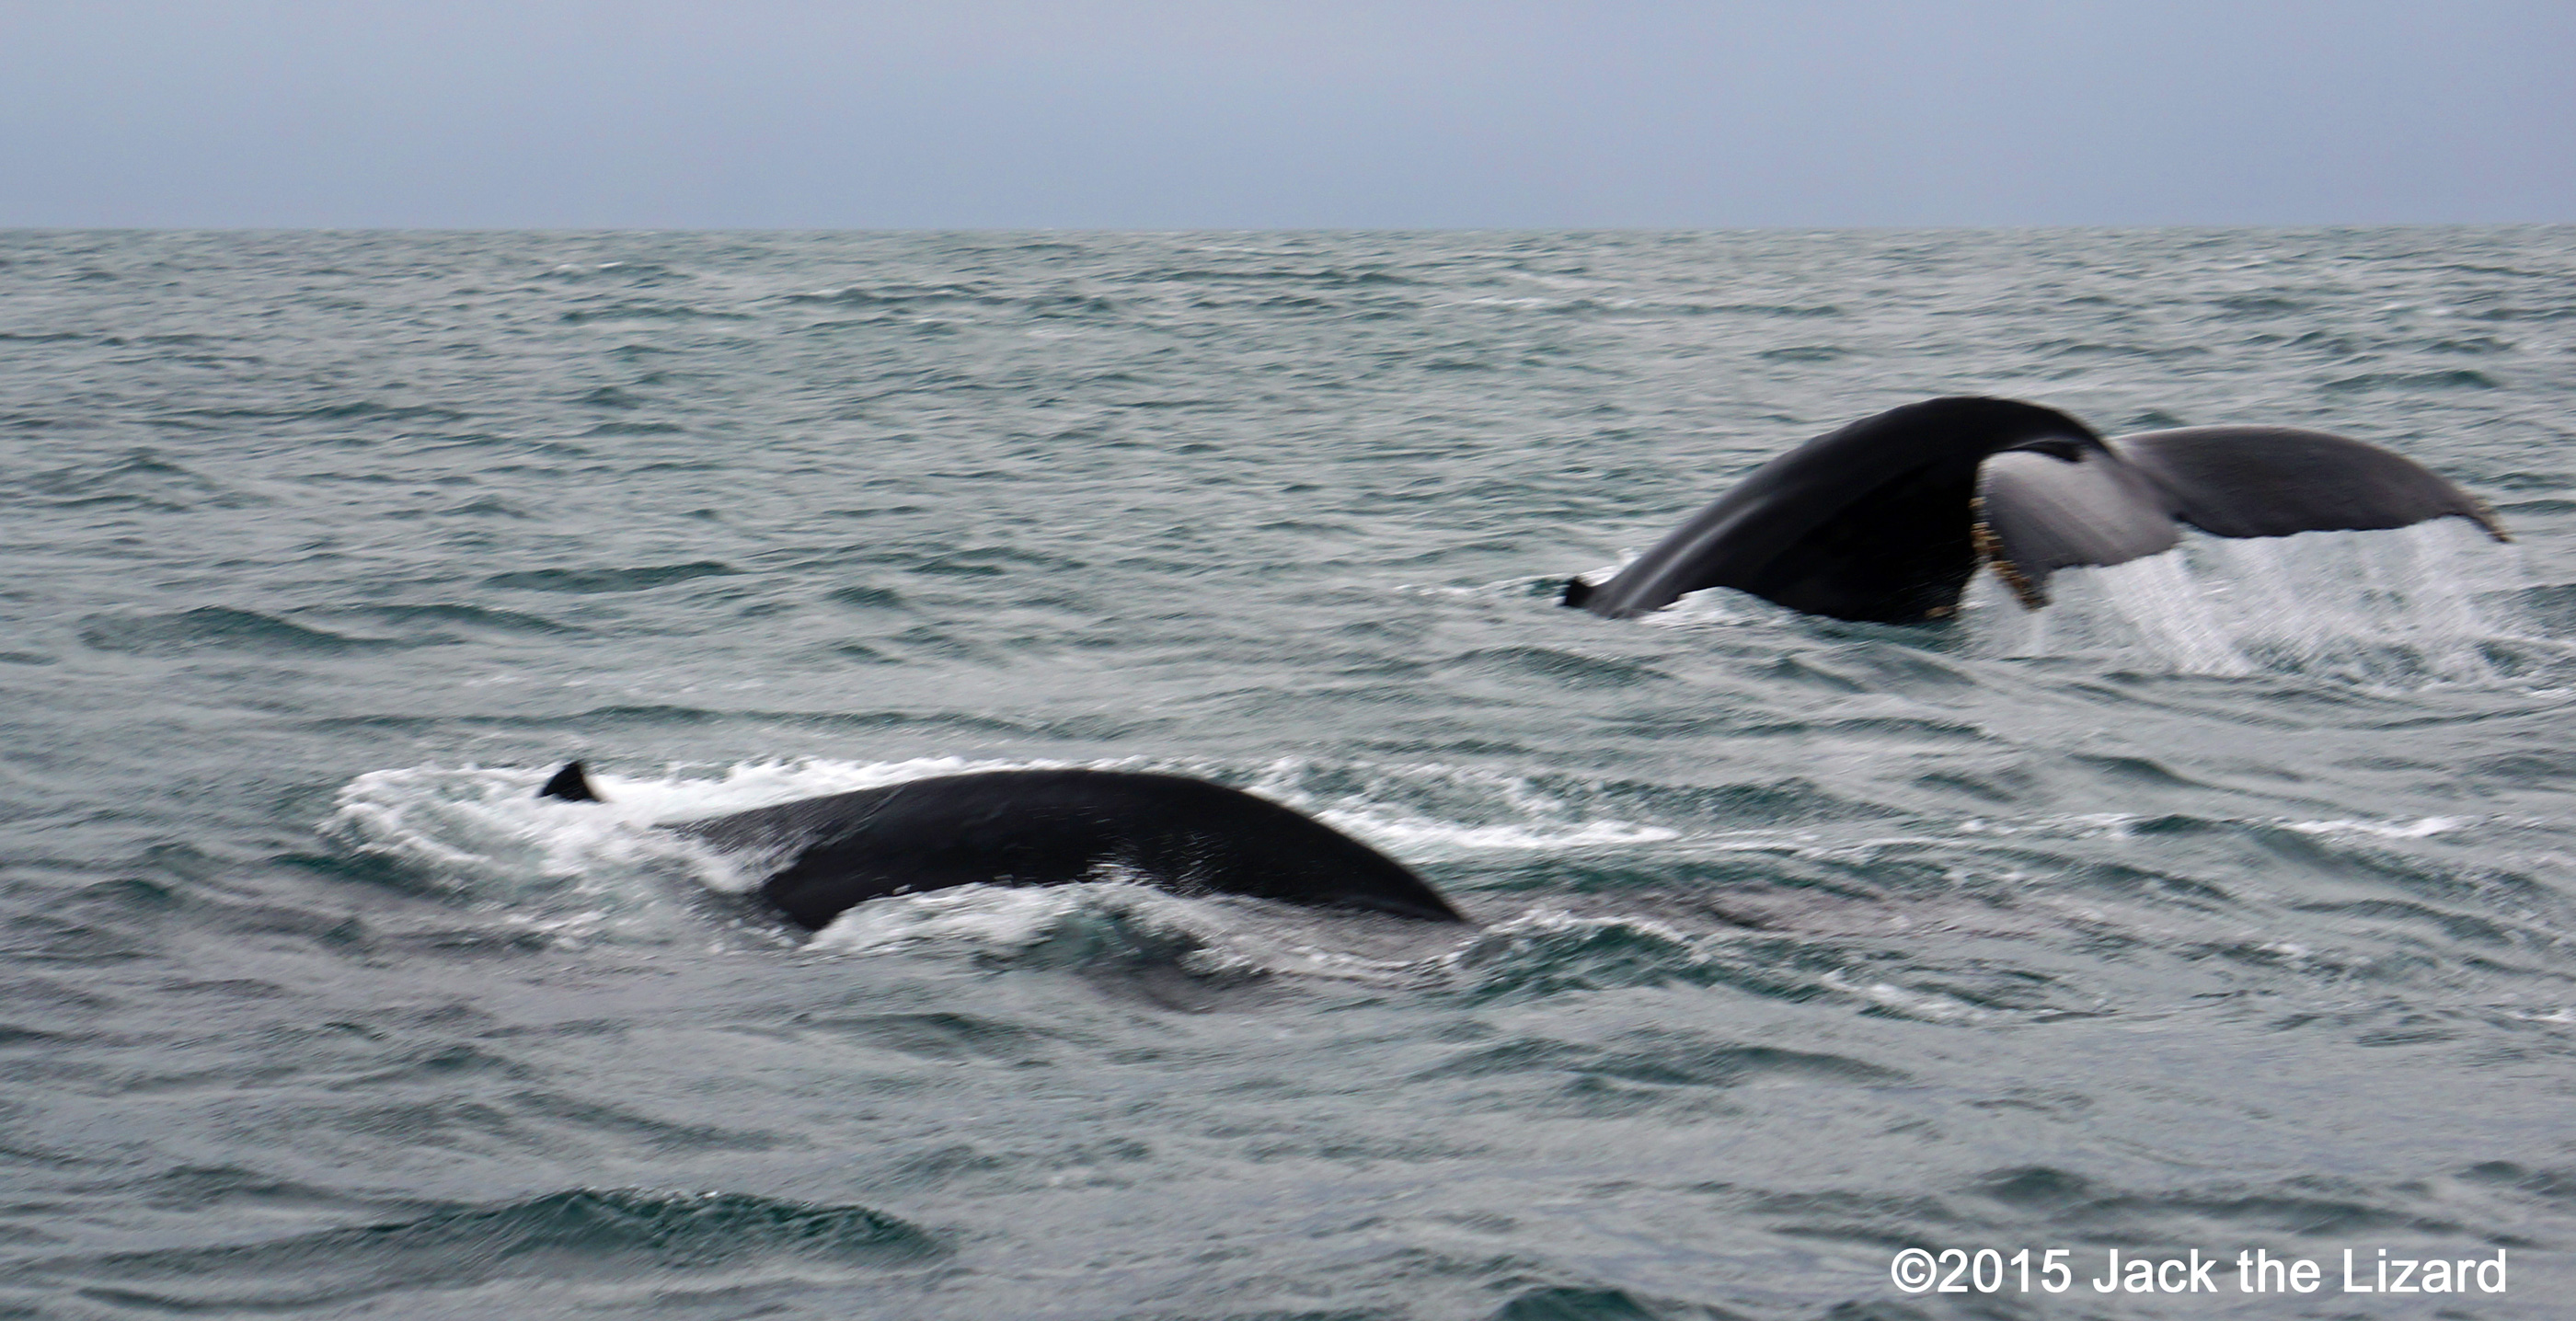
[668,768,1467,929]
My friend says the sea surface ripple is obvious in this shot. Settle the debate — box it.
[2,227,2573,1318]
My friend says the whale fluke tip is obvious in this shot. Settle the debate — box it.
[538,761,602,803]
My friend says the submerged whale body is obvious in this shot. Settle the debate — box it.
[536,762,1468,927]
[1563,396,2509,625]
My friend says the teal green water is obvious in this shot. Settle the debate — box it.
[2,228,2573,1318]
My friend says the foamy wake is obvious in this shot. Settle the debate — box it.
[323,756,1052,899]
[1208,756,1679,856]
[320,756,1680,950]
[1974,521,2527,681]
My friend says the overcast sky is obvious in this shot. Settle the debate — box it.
[4,0,2569,229]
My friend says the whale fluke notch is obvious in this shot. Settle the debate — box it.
[537,761,602,803]
[1566,397,2507,625]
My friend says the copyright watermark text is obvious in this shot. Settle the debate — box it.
[1890,1247,2507,1296]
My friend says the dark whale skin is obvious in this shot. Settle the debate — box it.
[1565,396,2504,624]
[539,764,1467,928]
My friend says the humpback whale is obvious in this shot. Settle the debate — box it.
[1563,396,2508,625]
[536,762,1468,927]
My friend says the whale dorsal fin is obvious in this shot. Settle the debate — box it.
[538,762,603,802]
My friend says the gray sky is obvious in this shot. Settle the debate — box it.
[4,0,2569,228]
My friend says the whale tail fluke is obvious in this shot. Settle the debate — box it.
[1976,425,2508,608]
[1567,399,2508,625]
[538,761,603,803]
[2110,426,2509,545]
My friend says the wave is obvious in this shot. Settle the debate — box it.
[79,607,414,657]
[556,302,753,324]
[163,399,474,424]
[1433,909,2006,1020]
[776,282,1001,307]
[480,561,740,592]
[298,603,583,636]
[535,259,698,285]
[4,1189,937,1310]
[2320,368,2501,393]
[12,449,254,512]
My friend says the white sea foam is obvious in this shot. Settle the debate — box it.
[1815,971,1988,1023]
[804,879,1433,982]
[807,880,1215,960]
[1446,906,1701,957]
[326,764,712,890]
[324,754,1679,947]
[1328,814,1680,852]
[1236,756,1680,858]
[1977,521,2524,682]
[324,757,1073,900]
[2284,815,2469,841]
[1647,589,1777,627]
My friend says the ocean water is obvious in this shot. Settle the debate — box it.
[2,227,2572,1319]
